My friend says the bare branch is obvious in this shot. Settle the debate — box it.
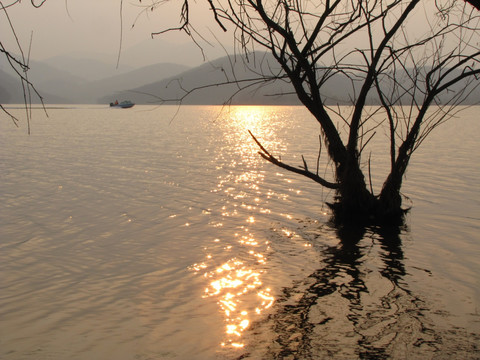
[30,0,47,8]
[248,130,339,190]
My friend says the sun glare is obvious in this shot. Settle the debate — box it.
[200,253,273,348]
[189,106,285,350]
[224,106,283,159]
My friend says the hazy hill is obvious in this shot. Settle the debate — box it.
[2,51,478,106]
[0,56,189,104]
[0,56,87,104]
[89,62,190,104]
[107,53,480,106]
[99,53,293,105]
[0,69,19,103]
[99,52,355,105]
[0,67,68,104]
[42,55,135,82]
[119,38,232,68]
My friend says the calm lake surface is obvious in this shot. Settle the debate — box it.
[1,105,479,359]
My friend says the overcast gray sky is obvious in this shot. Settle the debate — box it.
[1,0,221,65]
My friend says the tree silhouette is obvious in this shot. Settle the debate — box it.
[145,0,480,226]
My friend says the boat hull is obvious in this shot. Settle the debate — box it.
[109,101,135,109]
[110,104,134,109]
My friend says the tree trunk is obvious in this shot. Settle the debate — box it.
[328,150,409,226]
[378,172,406,224]
[330,153,377,225]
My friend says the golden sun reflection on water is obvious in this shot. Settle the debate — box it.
[208,261,273,348]
[193,228,275,349]
[191,245,274,348]
[191,106,284,349]
[223,106,284,157]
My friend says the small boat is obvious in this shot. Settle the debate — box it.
[110,100,135,109]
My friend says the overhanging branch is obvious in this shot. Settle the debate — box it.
[248,130,339,190]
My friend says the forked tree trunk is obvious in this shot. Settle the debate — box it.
[331,153,407,226]
[332,177,405,226]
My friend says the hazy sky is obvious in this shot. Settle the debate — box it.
[1,0,218,64]
[1,1,467,69]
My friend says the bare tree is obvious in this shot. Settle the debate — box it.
[0,0,46,133]
[143,0,480,225]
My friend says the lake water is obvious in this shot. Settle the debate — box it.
[1,105,479,359]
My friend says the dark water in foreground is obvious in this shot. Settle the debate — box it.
[1,105,479,359]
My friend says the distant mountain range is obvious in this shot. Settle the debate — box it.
[99,52,305,106]
[0,54,190,104]
[1,52,479,106]
[0,52,302,105]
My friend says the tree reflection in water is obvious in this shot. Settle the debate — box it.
[243,223,448,360]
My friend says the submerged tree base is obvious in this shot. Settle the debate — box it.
[327,198,410,229]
